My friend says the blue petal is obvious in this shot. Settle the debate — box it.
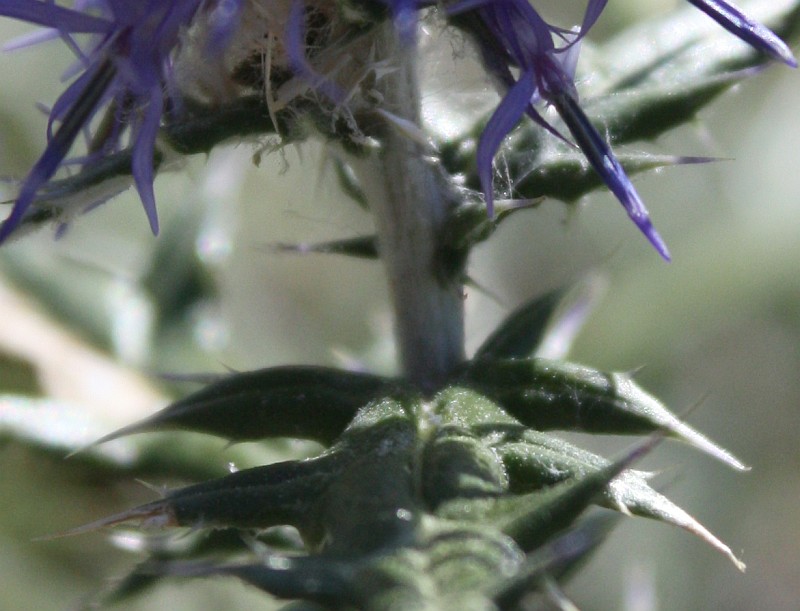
[131,87,164,235]
[0,59,115,242]
[580,0,609,35]
[285,0,344,104]
[686,0,797,67]
[0,0,110,33]
[386,0,419,43]
[205,0,244,54]
[477,73,536,217]
[552,92,671,260]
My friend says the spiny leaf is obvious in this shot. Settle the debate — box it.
[162,95,280,155]
[272,236,379,260]
[584,69,753,144]
[52,455,346,539]
[473,277,604,362]
[155,556,356,606]
[507,152,715,204]
[441,436,659,553]
[92,529,281,608]
[88,366,399,448]
[460,359,746,470]
[91,562,164,608]
[442,131,713,203]
[494,430,745,570]
[5,95,284,237]
[490,514,618,610]
[533,275,607,361]
[440,197,544,255]
[494,432,611,493]
[473,286,570,361]
[607,470,745,571]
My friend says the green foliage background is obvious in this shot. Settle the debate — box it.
[1,1,799,609]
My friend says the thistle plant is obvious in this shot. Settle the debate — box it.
[0,1,797,609]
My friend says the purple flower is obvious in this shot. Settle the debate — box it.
[452,0,795,260]
[686,0,797,67]
[0,0,245,242]
[451,0,672,259]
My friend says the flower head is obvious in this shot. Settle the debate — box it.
[0,0,795,250]
[451,0,795,260]
[0,0,245,242]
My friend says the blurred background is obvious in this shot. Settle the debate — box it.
[1,1,798,609]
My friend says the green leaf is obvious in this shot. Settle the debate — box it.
[472,277,604,362]
[89,366,399,447]
[67,401,420,547]
[159,556,356,607]
[584,70,747,144]
[507,151,714,204]
[58,455,345,537]
[608,469,745,571]
[162,95,280,155]
[4,95,283,238]
[473,287,569,361]
[459,358,746,470]
[443,130,713,203]
[490,514,617,609]
[494,430,745,570]
[440,197,543,256]
[441,436,657,553]
[96,528,284,608]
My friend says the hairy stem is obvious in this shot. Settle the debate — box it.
[352,23,465,391]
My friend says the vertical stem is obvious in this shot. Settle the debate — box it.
[351,23,465,391]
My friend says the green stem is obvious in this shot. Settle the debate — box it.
[351,23,465,391]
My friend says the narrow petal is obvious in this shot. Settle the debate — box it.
[131,87,164,235]
[580,0,609,35]
[686,0,797,66]
[0,0,110,33]
[0,59,115,242]
[551,92,671,260]
[477,73,536,216]
[445,0,494,17]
